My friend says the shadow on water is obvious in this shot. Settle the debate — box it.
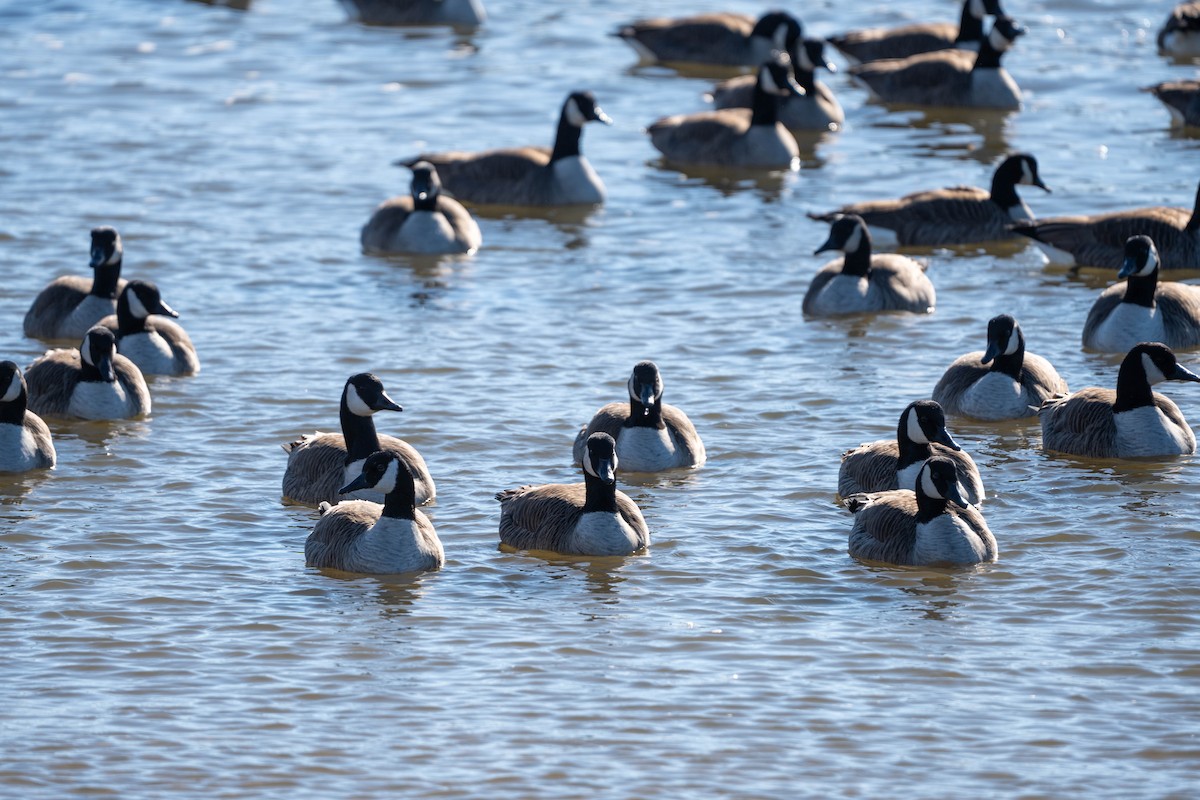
[868,106,1016,164]
[647,158,796,201]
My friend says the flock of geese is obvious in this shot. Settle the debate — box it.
[7,0,1200,576]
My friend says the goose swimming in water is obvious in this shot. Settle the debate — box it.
[97,280,200,377]
[24,326,151,421]
[614,9,801,68]
[282,373,435,508]
[1040,342,1200,458]
[496,432,650,557]
[0,361,56,472]
[339,0,485,27]
[1143,80,1200,128]
[24,227,128,341]
[1157,2,1200,57]
[828,0,1004,64]
[933,314,1068,420]
[803,215,936,316]
[361,161,482,255]
[710,38,844,132]
[845,457,998,567]
[395,92,612,207]
[572,361,705,473]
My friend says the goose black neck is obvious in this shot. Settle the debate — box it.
[750,81,782,128]
[78,359,110,383]
[915,490,950,523]
[895,424,931,469]
[1121,270,1158,309]
[340,394,382,465]
[989,169,1022,211]
[380,478,417,521]
[90,257,122,299]
[550,110,583,162]
[625,397,665,429]
[990,332,1026,380]
[972,34,1005,70]
[1113,356,1155,413]
[413,192,438,212]
[954,1,984,44]
[840,241,873,277]
[1187,182,1200,233]
[794,68,817,95]
[0,385,27,425]
[114,291,148,335]
[582,471,619,513]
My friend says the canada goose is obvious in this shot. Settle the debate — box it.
[614,10,801,68]
[24,326,151,421]
[495,432,650,556]
[306,451,445,575]
[849,15,1025,110]
[845,457,998,567]
[803,215,936,316]
[808,153,1048,246]
[828,0,1003,64]
[1040,342,1200,457]
[933,314,1068,420]
[96,280,200,377]
[0,361,56,472]
[572,361,705,472]
[839,399,985,506]
[1082,236,1200,353]
[710,38,844,132]
[340,0,484,27]
[361,161,482,255]
[24,227,128,341]
[1157,2,1200,56]
[1012,180,1200,270]
[648,54,804,169]
[395,92,612,207]
[282,373,435,507]
[1143,80,1200,128]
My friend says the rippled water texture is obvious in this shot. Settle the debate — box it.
[2,0,1200,797]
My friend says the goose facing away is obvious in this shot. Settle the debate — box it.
[710,38,844,132]
[572,361,706,472]
[803,215,936,316]
[933,314,1068,420]
[339,0,485,27]
[24,326,151,421]
[24,226,127,341]
[496,432,650,556]
[0,361,56,472]
[396,92,612,207]
[1011,180,1200,270]
[848,15,1025,110]
[838,399,985,506]
[1082,235,1200,353]
[361,161,482,255]
[307,451,445,575]
[282,373,435,508]
[1157,2,1200,56]
[808,153,1048,247]
[1143,80,1200,128]
[648,53,804,169]
[1040,342,1200,458]
[845,457,997,567]
[828,0,1003,64]
[97,280,200,377]
[614,10,801,68]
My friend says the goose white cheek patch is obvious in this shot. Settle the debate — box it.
[1142,353,1167,385]
[907,409,928,443]
[346,384,373,416]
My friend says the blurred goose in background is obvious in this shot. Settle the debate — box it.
[25,326,150,421]
[1011,179,1200,270]
[828,0,1004,64]
[306,451,445,575]
[282,373,435,507]
[339,0,484,26]
[648,53,804,169]
[808,153,1048,246]
[1143,80,1200,128]
[1157,2,1200,56]
[839,399,985,506]
[572,361,705,472]
[396,91,612,207]
[803,215,936,316]
[24,227,127,341]
[710,38,844,132]
[849,15,1025,110]
[1040,342,1200,457]
[1082,235,1200,353]
[496,432,650,556]
[0,361,56,472]
[845,457,997,567]
[933,314,1067,420]
[98,280,199,377]
[361,161,482,255]
[614,9,801,68]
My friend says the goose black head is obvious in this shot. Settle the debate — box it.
[582,431,618,484]
[80,326,118,382]
[122,280,179,321]
[988,15,1025,50]
[627,360,664,415]
[89,226,122,269]
[796,38,835,74]
[1127,342,1200,386]
[344,372,404,417]
[995,153,1048,192]
[982,314,1020,364]
[1118,235,1160,280]
[752,10,803,52]
[757,51,806,98]
[918,457,969,509]
[814,214,870,256]
[0,361,25,405]
[409,161,443,206]
[901,400,961,450]
[564,91,613,128]
[339,450,410,496]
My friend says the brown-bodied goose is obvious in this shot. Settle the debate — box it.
[24,326,151,421]
[306,451,445,575]
[1040,342,1200,458]
[710,38,844,132]
[845,457,997,567]
[803,215,936,316]
[24,227,128,341]
[97,280,200,377]
[496,432,649,556]
[395,92,612,207]
[361,161,482,255]
[1158,2,1200,56]
[0,361,56,472]
[340,0,485,27]
[572,361,705,473]
[828,0,1004,64]
[933,314,1068,420]
[282,373,435,508]
[1143,80,1200,128]
[1082,236,1200,353]
[839,399,985,506]
[849,15,1025,110]
[1012,180,1200,270]
[808,153,1048,247]
[614,10,801,68]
